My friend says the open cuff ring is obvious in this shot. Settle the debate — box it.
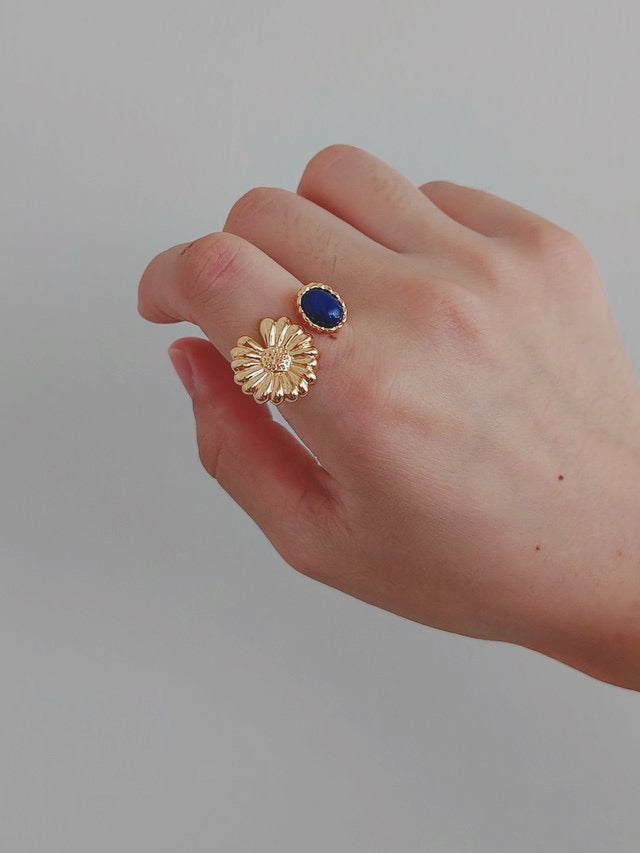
[229,282,347,405]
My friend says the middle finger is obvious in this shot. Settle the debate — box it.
[222,185,398,296]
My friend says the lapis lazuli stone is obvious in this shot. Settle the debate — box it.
[300,287,344,329]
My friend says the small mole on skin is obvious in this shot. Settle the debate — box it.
[617,549,624,559]
[558,475,564,481]
[535,545,541,551]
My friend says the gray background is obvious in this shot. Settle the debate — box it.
[2,1,639,850]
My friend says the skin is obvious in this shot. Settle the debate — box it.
[138,143,640,690]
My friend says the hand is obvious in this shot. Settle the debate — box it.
[138,144,640,690]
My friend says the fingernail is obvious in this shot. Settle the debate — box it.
[168,346,195,396]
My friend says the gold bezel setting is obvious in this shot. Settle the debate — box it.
[296,282,347,333]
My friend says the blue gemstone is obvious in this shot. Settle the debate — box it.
[300,287,343,329]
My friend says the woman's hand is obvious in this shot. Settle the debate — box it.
[138,144,640,690]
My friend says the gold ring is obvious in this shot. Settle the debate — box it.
[229,283,347,405]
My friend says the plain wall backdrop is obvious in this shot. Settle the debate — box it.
[1,1,639,850]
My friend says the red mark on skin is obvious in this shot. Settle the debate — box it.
[617,550,624,559]
[535,545,541,551]
[558,475,564,481]
[179,241,195,255]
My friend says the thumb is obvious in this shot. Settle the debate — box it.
[167,336,339,573]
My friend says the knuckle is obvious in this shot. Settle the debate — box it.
[524,221,587,261]
[461,241,517,286]
[522,222,596,294]
[196,416,234,484]
[224,185,281,230]
[197,430,221,480]
[299,143,367,188]
[180,232,244,311]
[276,488,346,581]
[424,285,487,347]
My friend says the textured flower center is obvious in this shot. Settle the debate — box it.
[261,346,291,373]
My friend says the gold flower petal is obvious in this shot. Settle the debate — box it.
[282,372,299,401]
[235,336,263,352]
[291,365,316,384]
[281,322,304,348]
[297,377,309,396]
[231,354,262,370]
[253,371,274,403]
[283,328,309,351]
[288,362,315,378]
[273,316,291,346]
[242,368,267,394]
[288,341,315,357]
[279,370,293,396]
[233,364,265,383]
[259,318,276,347]
[290,352,318,365]
[230,346,262,362]
[270,373,285,405]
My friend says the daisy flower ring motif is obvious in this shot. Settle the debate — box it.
[230,316,319,405]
